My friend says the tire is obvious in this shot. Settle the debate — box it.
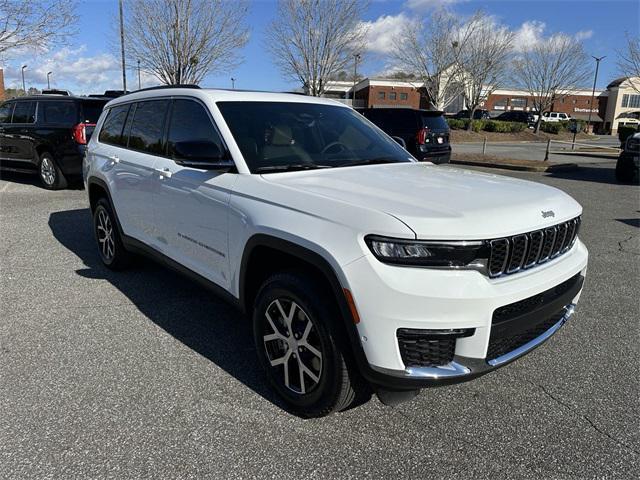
[38,152,67,190]
[615,156,637,183]
[93,198,131,270]
[253,272,370,417]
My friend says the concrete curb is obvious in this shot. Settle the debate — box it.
[450,159,579,172]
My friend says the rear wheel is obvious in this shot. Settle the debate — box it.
[253,272,370,417]
[38,152,67,190]
[93,198,131,270]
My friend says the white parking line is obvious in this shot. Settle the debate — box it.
[0,182,10,193]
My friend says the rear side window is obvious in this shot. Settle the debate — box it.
[98,104,130,146]
[80,101,107,123]
[0,103,14,123]
[421,114,448,130]
[128,100,170,155]
[11,101,36,123]
[39,101,77,124]
[167,99,224,157]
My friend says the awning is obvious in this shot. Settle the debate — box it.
[570,112,603,122]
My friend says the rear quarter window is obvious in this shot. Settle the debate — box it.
[0,102,14,123]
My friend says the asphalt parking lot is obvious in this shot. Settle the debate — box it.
[1,162,638,479]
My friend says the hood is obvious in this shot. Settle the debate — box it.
[262,163,582,240]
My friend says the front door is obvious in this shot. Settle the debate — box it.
[152,98,236,289]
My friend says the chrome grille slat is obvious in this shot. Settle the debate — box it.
[487,216,581,278]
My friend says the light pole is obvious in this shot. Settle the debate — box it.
[47,71,52,89]
[21,65,27,93]
[231,77,236,89]
[137,59,141,89]
[118,0,127,91]
[352,53,361,102]
[587,55,605,134]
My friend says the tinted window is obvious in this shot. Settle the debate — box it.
[11,101,36,123]
[167,99,224,158]
[217,101,412,172]
[98,104,130,146]
[421,114,448,130]
[80,101,107,123]
[0,103,14,123]
[128,100,169,154]
[39,101,77,124]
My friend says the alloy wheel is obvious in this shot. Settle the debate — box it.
[262,298,323,395]
[96,209,115,261]
[40,157,56,186]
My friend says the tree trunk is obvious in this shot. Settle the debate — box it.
[534,117,542,134]
[465,107,476,131]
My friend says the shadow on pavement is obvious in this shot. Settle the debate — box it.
[616,218,640,228]
[545,163,622,185]
[0,170,84,190]
[48,207,288,413]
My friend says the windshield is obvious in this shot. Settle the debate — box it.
[216,101,414,173]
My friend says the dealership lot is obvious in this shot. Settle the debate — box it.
[0,164,638,478]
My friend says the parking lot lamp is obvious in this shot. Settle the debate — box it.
[353,53,361,102]
[587,56,605,134]
[21,65,27,93]
[231,77,236,89]
[47,72,52,89]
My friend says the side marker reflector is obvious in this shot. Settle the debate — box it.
[343,288,361,324]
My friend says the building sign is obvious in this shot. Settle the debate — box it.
[574,107,598,113]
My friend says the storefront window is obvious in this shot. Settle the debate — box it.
[622,94,640,108]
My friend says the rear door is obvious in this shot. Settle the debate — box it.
[0,102,16,161]
[103,100,169,246]
[2,100,37,163]
[152,98,236,288]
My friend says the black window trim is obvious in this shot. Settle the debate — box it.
[96,95,233,168]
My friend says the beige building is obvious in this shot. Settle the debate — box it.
[603,77,640,134]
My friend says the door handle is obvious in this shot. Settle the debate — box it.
[108,155,120,164]
[155,167,172,178]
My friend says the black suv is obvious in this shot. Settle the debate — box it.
[452,109,491,120]
[0,93,112,189]
[496,110,536,126]
[358,108,451,164]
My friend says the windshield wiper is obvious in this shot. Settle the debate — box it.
[336,158,398,168]
[255,164,332,173]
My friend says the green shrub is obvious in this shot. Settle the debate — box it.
[618,126,638,143]
[470,120,484,132]
[508,121,526,132]
[540,122,563,134]
[446,118,466,130]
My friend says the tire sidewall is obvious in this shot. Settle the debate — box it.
[253,277,343,412]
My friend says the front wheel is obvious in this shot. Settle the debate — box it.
[253,272,370,417]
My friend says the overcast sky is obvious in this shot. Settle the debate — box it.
[1,0,638,95]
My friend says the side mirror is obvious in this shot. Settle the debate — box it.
[391,136,407,149]
[172,140,235,170]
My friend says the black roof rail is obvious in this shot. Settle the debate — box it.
[126,84,201,95]
[41,89,70,96]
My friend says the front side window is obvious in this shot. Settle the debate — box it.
[98,104,130,146]
[217,101,413,173]
[128,100,169,154]
[11,101,36,123]
[39,101,77,124]
[167,99,224,158]
[0,102,14,123]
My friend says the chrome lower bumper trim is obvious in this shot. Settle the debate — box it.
[371,304,576,380]
[487,303,575,367]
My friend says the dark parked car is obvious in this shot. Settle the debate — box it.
[452,109,491,120]
[496,110,536,126]
[0,93,112,189]
[358,108,451,164]
[616,132,639,183]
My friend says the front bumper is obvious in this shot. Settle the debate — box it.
[342,239,588,389]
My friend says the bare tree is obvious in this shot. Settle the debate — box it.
[454,13,514,128]
[392,10,471,110]
[617,33,640,93]
[266,0,368,97]
[512,34,591,133]
[122,0,249,86]
[0,0,77,57]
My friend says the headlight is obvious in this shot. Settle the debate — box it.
[365,235,488,267]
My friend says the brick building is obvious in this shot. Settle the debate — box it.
[0,68,5,101]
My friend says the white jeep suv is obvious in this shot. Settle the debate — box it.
[84,86,588,417]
